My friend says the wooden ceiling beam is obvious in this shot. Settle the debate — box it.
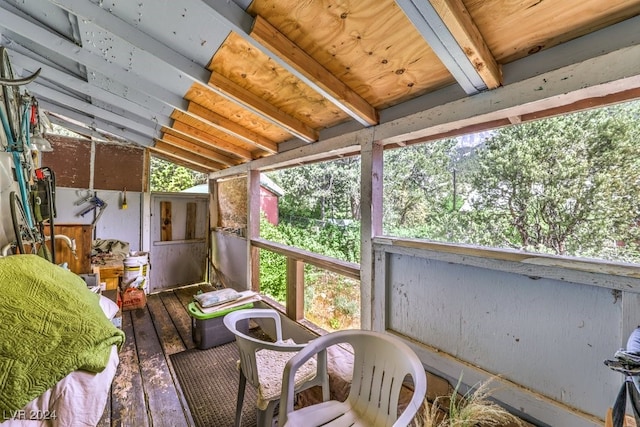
[29,81,160,141]
[151,140,226,171]
[250,15,379,126]
[160,128,240,167]
[170,119,254,160]
[32,0,315,147]
[396,0,488,93]
[184,102,278,153]
[429,0,502,89]
[208,73,318,143]
[39,99,154,147]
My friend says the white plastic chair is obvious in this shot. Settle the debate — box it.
[223,308,330,427]
[278,329,427,427]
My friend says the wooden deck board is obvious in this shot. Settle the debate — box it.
[111,311,150,427]
[159,291,197,350]
[103,285,226,426]
[147,294,187,356]
[130,306,191,427]
[146,293,197,427]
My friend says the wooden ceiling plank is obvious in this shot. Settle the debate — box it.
[185,83,291,143]
[171,118,254,160]
[152,140,225,171]
[161,134,230,169]
[209,73,318,143]
[179,103,278,154]
[150,151,211,174]
[250,15,379,127]
[430,0,502,89]
[160,128,240,166]
[161,127,239,166]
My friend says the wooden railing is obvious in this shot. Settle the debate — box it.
[251,238,360,321]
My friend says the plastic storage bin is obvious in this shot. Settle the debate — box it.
[188,302,253,349]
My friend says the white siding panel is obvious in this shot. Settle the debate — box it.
[386,253,622,419]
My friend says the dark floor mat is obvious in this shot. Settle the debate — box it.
[170,342,258,427]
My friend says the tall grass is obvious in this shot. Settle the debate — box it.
[414,376,523,427]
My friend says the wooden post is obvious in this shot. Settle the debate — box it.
[286,257,305,321]
[247,170,261,292]
[360,131,383,331]
[160,201,172,241]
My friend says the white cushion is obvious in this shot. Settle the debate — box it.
[98,294,120,319]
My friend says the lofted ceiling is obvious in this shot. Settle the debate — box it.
[0,0,639,174]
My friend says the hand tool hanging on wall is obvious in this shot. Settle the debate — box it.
[76,195,108,226]
[121,187,128,210]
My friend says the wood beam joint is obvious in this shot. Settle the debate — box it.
[430,0,502,89]
[250,15,379,127]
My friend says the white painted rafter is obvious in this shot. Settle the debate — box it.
[9,50,173,129]
[28,81,160,139]
[39,99,154,147]
[0,3,188,111]
[395,0,493,94]
[45,0,316,143]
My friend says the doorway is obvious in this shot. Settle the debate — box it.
[149,192,208,292]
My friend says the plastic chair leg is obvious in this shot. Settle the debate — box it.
[257,399,278,427]
[235,371,246,427]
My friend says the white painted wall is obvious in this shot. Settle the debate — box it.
[212,230,248,290]
[54,187,142,251]
[0,153,144,253]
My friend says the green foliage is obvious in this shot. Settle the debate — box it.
[258,215,288,302]
[466,102,640,258]
[383,140,458,229]
[259,101,640,320]
[273,157,361,221]
[149,157,207,192]
[383,100,640,262]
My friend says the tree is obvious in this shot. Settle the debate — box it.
[383,139,460,237]
[270,157,361,222]
[466,102,640,258]
[149,157,207,192]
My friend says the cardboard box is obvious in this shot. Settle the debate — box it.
[188,302,253,349]
[122,288,146,311]
[95,265,123,291]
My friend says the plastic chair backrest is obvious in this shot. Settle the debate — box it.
[223,308,305,388]
[280,329,427,427]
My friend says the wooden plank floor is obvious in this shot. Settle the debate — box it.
[100,283,216,427]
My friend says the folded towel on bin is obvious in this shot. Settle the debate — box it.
[194,288,241,308]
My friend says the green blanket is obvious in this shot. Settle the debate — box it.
[0,255,125,413]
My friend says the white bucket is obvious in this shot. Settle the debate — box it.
[124,251,148,267]
[123,252,149,293]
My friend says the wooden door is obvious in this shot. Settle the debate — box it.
[149,193,208,292]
